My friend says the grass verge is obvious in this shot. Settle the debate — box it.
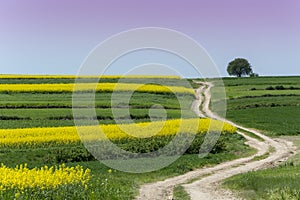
[223,136,300,200]
[173,186,190,200]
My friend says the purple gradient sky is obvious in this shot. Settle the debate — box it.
[0,0,299,77]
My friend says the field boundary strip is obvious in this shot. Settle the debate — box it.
[0,118,236,147]
[0,83,195,95]
[0,75,181,79]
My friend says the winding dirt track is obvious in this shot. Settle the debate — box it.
[137,82,296,200]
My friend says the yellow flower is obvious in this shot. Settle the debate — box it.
[15,192,21,199]
[0,119,236,147]
[0,75,181,79]
[107,169,113,173]
[0,83,194,95]
[0,164,91,191]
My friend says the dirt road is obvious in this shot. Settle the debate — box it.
[137,82,296,200]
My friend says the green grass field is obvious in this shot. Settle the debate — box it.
[0,76,252,199]
[212,76,300,136]
[224,136,300,200]
[0,77,192,86]
[0,90,196,129]
[218,76,300,199]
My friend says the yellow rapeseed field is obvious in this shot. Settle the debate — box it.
[0,164,91,191]
[0,83,195,95]
[0,119,236,147]
[0,75,181,79]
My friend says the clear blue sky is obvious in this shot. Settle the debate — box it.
[0,0,299,77]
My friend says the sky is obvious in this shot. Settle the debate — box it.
[0,0,299,77]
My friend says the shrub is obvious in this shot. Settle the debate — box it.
[275,85,285,90]
[265,86,274,90]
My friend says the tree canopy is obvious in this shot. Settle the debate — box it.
[227,58,253,77]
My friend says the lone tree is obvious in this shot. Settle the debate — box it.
[227,58,253,77]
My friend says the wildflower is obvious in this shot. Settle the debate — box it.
[0,119,236,147]
[0,83,194,95]
[15,192,21,199]
[0,164,91,191]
